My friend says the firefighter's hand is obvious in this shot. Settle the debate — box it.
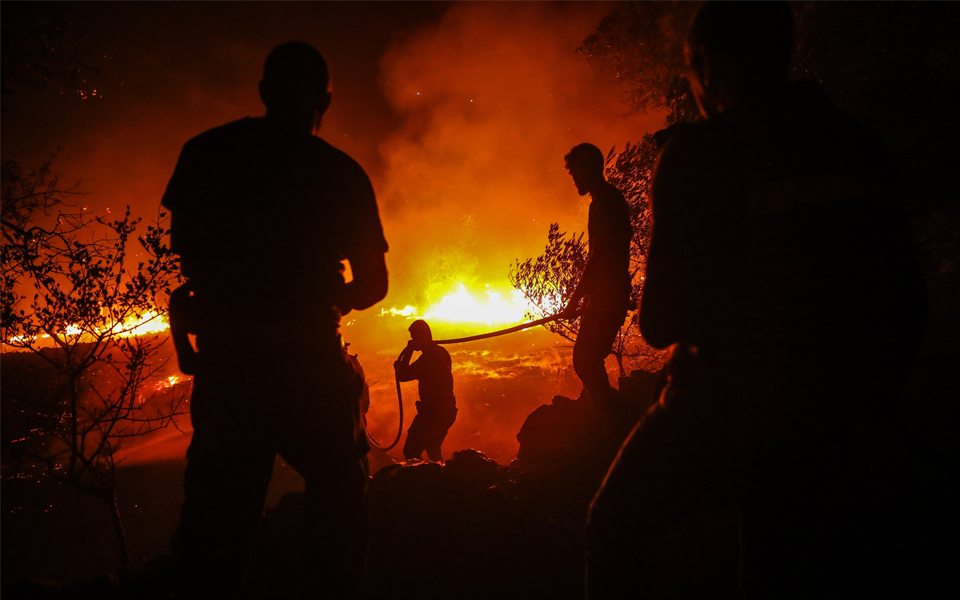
[394,344,413,370]
[558,303,579,320]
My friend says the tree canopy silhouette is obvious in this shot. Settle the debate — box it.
[578,0,960,275]
[1,156,186,570]
[2,16,183,568]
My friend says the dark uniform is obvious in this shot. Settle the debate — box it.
[396,343,457,462]
[574,181,633,403]
[162,116,388,598]
[587,82,927,597]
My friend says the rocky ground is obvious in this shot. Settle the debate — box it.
[5,268,958,599]
[247,369,663,600]
[2,370,661,600]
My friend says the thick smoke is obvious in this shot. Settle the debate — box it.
[375,2,663,305]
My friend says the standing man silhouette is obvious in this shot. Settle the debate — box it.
[161,42,389,599]
[395,320,457,462]
[586,3,927,598]
[560,144,633,407]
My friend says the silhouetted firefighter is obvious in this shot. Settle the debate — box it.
[395,320,457,462]
[162,42,388,599]
[586,3,927,599]
[560,143,633,407]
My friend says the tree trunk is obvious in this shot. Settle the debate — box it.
[68,378,79,477]
[107,489,131,570]
[614,350,627,379]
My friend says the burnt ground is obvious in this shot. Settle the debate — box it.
[2,273,958,599]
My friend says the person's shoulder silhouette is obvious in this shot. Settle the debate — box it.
[162,42,387,324]
[163,41,389,599]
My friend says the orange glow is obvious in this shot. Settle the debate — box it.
[110,310,169,338]
[161,374,186,389]
[4,309,170,347]
[382,283,538,326]
[1,2,666,466]
[425,284,533,325]
[380,305,419,318]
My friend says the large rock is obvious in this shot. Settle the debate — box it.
[365,449,588,599]
[515,369,662,473]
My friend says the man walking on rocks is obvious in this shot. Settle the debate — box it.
[560,143,633,407]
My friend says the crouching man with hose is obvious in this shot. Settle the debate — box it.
[394,320,457,462]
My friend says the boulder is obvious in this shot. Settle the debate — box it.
[515,369,662,473]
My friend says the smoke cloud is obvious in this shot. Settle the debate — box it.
[375,2,664,306]
[350,3,664,463]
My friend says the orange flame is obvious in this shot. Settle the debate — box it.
[382,283,536,326]
[4,310,170,347]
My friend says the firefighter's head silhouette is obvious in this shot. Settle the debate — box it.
[564,143,606,196]
[259,41,332,132]
[408,319,433,352]
[685,1,793,117]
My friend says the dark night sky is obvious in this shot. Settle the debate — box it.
[2,1,448,212]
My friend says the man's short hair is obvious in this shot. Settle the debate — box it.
[688,2,794,82]
[261,41,329,110]
[409,319,433,341]
[564,143,605,175]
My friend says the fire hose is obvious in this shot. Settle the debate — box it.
[364,311,576,451]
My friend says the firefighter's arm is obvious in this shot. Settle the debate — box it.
[162,138,204,274]
[394,343,417,382]
[340,246,388,315]
[168,282,198,375]
[337,159,389,315]
[561,248,594,318]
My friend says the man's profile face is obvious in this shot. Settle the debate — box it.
[566,163,590,196]
[410,331,429,351]
[311,91,333,134]
[685,42,719,118]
